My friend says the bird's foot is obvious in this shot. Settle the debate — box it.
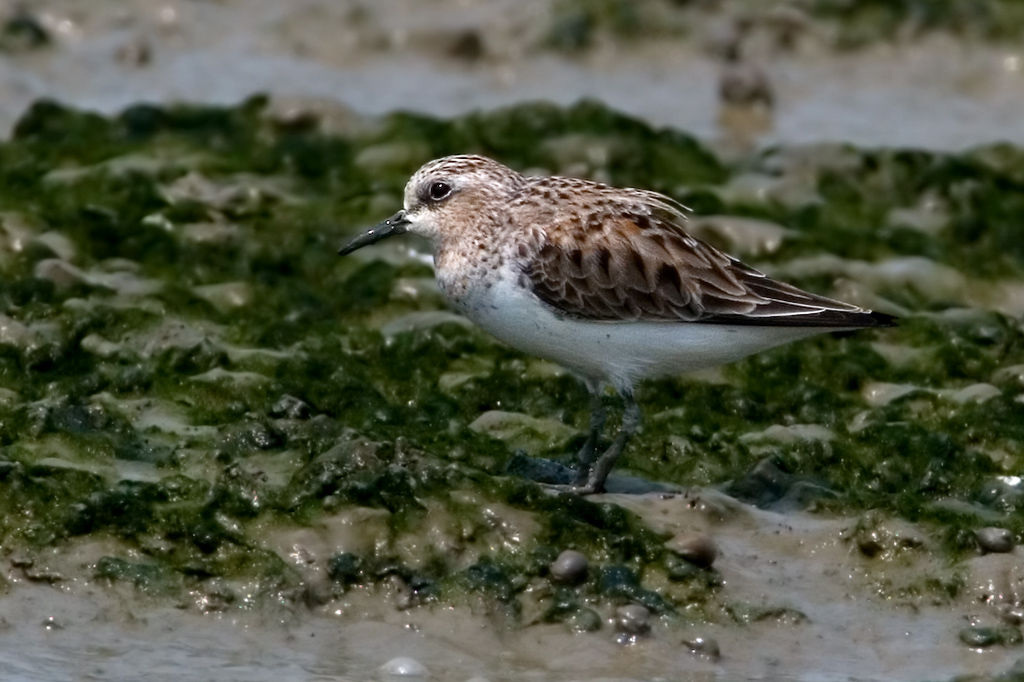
[559,474,603,493]
[545,481,603,495]
[538,466,605,495]
[503,451,609,494]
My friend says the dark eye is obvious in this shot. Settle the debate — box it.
[428,181,452,202]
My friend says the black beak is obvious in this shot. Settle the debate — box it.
[338,210,410,255]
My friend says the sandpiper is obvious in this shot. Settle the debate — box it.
[339,155,893,493]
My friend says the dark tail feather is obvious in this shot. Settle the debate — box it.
[700,308,898,328]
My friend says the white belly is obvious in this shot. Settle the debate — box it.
[460,277,834,392]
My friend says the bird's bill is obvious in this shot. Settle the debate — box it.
[337,210,409,255]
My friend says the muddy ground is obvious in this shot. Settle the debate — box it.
[1,2,1024,681]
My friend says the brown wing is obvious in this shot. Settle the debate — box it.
[519,186,893,328]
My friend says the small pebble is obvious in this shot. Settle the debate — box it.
[960,626,998,648]
[683,635,721,661]
[566,607,602,633]
[959,625,1023,648]
[976,527,1015,554]
[550,549,588,584]
[614,604,651,635]
[854,516,925,558]
[668,533,718,568]
[380,656,428,677]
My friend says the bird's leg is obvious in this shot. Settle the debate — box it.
[574,387,607,471]
[573,390,641,494]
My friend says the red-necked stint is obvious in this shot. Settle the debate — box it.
[339,155,894,493]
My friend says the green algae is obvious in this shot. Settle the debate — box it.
[542,0,1024,53]
[545,0,685,51]
[0,96,1022,624]
[807,0,1024,47]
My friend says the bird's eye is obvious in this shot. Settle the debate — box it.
[428,181,452,202]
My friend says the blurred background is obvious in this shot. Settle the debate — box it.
[3,0,1024,150]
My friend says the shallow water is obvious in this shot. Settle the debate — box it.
[1,494,1011,682]
[2,0,1024,150]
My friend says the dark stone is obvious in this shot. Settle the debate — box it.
[683,635,721,661]
[669,533,718,569]
[976,527,1015,554]
[959,626,1023,648]
[550,549,588,584]
[614,604,651,635]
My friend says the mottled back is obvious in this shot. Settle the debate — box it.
[511,175,889,327]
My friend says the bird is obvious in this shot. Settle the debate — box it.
[339,155,893,493]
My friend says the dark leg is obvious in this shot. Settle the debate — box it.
[575,386,607,470]
[574,390,641,494]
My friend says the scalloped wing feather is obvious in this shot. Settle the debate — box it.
[517,180,893,328]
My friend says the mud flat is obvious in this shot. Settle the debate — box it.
[2,2,1024,681]
[3,489,1021,681]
